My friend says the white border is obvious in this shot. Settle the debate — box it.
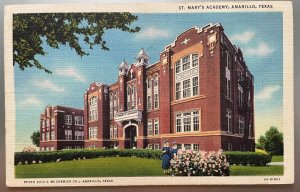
[5,1,294,187]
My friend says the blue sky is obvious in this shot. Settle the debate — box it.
[14,12,283,151]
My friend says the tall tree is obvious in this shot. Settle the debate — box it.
[256,126,283,155]
[13,13,140,73]
[30,130,40,147]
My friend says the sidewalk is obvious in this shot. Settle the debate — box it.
[268,162,284,166]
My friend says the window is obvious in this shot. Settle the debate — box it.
[176,114,182,132]
[176,110,200,132]
[89,109,98,121]
[50,146,55,151]
[225,51,232,100]
[46,118,50,127]
[89,96,98,121]
[228,143,233,151]
[154,144,160,150]
[182,79,191,98]
[147,78,152,110]
[75,131,84,140]
[226,109,232,132]
[176,82,181,100]
[131,87,135,110]
[113,93,118,112]
[75,116,84,125]
[193,111,199,131]
[154,119,159,135]
[64,115,72,125]
[42,120,45,128]
[65,129,72,140]
[114,126,118,139]
[193,144,200,151]
[184,144,192,150]
[46,132,50,141]
[147,144,153,149]
[110,126,113,139]
[110,94,113,119]
[238,116,245,135]
[192,54,198,67]
[192,77,198,96]
[147,120,153,136]
[226,79,232,99]
[46,147,49,151]
[42,133,45,141]
[175,61,181,73]
[175,54,199,100]
[147,95,152,110]
[183,113,191,132]
[41,147,44,151]
[50,131,55,140]
[89,127,97,140]
[153,76,159,109]
[51,117,55,125]
[238,85,243,106]
[182,55,190,71]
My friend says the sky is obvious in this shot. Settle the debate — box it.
[14,12,283,151]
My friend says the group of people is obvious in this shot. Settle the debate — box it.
[161,140,178,175]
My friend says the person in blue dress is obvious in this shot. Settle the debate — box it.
[161,140,171,174]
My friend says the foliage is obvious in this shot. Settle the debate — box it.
[13,13,140,73]
[256,126,283,155]
[170,149,230,176]
[30,131,40,147]
[224,151,271,166]
[14,149,161,165]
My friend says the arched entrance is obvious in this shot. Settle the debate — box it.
[124,125,137,149]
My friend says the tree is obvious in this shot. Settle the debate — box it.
[30,131,40,147]
[13,13,140,73]
[256,126,283,155]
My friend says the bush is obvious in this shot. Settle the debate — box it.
[224,151,271,166]
[14,149,162,165]
[170,149,230,176]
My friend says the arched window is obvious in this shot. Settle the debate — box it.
[175,54,199,100]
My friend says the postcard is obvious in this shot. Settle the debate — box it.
[4,1,294,187]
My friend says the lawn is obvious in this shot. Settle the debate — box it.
[15,157,284,178]
[230,165,283,176]
[271,155,283,162]
[15,157,164,178]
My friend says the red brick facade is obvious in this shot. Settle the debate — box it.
[83,23,255,151]
[39,106,84,151]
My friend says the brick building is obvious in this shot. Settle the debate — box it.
[39,105,84,151]
[83,23,255,151]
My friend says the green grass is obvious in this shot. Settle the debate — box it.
[230,165,283,176]
[16,157,164,178]
[271,155,283,162]
[15,157,284,178]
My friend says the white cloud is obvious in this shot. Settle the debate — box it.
[35,79,65,92]
[20,96,43,106]
[231,31,255,44]
[135,27,170,40]
[246,43,275,57]
[55,66,86,83]
[255,85,281,100]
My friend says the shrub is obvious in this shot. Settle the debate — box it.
[224,151,271,166]
[170,150,230,176]
[14,149,162,165]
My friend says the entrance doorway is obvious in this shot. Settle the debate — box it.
[124,126,137,149]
